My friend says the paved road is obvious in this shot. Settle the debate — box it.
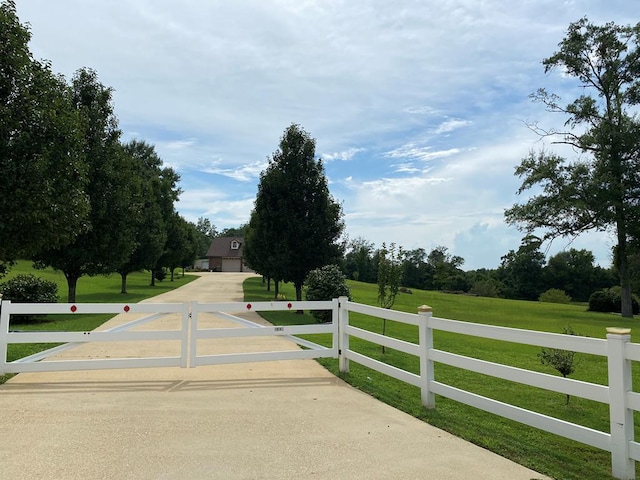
[0,273,548,479]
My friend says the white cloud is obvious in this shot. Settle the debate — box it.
[392,163,421,174]
[163,138,198,150]
[433,119,472,135]
[323,147,364,162]
[385,144,462,162]
[404,105,442,115]
[204,161,268,182]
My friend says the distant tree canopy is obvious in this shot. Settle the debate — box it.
[505,18,640,317]
[245,124,345,302]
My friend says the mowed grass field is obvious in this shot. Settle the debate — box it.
[0,261,197,379]
[244,277,640,480]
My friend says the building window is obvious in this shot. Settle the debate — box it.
[231,240,239,250]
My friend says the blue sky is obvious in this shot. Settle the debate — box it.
[16,1,638,270]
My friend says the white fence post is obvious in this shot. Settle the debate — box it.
[418,305,435,408]
[0,300,8,375]
[331,298,340,357]
[607,327,635,480]
[338,296,349,373]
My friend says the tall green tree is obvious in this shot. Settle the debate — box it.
[0,1,89,264]
[116,140,174,293]
[245,210,280,295]
[427,246,466,291]
[344,237,376,283]
[195,217,217,257]
[245,124,344,302]
[35,69,136,302]
[498,235,546,300]
[543,248,613,302]
[158,213,190,282]
[180,221,200,276]
[400,248,430,290]
[150,166,182,286]
[505,18,640,317]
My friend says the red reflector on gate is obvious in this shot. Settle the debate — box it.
[124,305,130,312]
[70,305,77,313]
[287,303,292,309]
[246,303,252,310]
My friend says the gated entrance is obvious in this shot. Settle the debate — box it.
[0,299,338,374]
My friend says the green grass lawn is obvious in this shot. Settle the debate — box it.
[1,261,197,382]
[244,277,638,480]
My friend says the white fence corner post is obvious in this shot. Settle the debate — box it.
[338,296,349,374]
[0,300,8,375]
[606,327,635,480]
[418,304,435,408]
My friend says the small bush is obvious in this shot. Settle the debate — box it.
[399,286,413,294]
[469,279,502,298]
[0,274,58,303]
[0,274,58,323]
[305,264,351,323]
[154,268,167,282]
[588,290,614,313]
[539,288,572,304]
[588,288,640,314]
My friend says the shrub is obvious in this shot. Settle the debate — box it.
[0,274,58,303]
[154,268,167,282]
[469,278,502,298]
[588,287,640,314]
[0,274,58,323]
[539,288,572,304]
[538,325,580,405]
[304,264,351,323]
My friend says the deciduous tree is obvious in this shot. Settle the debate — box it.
[0,1,89,263]
[117,140,175,293]
[505,18,640,317]
[35,69,136,302]
[498,235,546,300]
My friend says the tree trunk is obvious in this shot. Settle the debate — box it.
[617,221,634,318]
[150,269,156,286]
[274,280,279,299]
[170,267,175,281]
[266,277,271,291]
[120,272,128,294]
[65,273,80,303]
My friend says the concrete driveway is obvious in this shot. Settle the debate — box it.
[0,273,548,479]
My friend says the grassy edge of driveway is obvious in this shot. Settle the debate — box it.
[244,276,630,480]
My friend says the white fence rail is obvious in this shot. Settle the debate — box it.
[335,297,638,480]
[1,297,639,478]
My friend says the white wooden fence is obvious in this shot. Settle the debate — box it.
[335,297,638,480]
[0,297,638,479]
